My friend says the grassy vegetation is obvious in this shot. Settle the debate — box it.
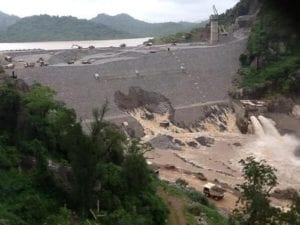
[240,55,300,93]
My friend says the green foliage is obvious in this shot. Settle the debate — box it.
[185,188,210,207]
[92,13,201,38]
[122,152,151,194]
[238,0,300,95]
[44,207,73,225]
[0,77,168,224]
[241,55,300,93]
[0,86,21,137]
[233,157,280,225]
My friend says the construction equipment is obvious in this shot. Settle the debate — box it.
[203,182,225,200]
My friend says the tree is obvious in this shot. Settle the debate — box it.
[232,156,280,225]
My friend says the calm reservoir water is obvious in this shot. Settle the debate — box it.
[0,37,151,51]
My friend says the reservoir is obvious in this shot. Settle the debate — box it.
[0,37,151,51]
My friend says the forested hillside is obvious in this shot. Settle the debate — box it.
[91,13,199,37]
[0,71,168,225]
[0,15,132,42]
[0,11,19,32]
[238,0,300,96]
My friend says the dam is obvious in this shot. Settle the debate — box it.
[12,37,247,126]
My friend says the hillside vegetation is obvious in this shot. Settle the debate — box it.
[238,0,300,96]
[0,15,132,42]
[0,12,201,42]
[0,72,169,225]
[0,11,19,32]
[91,13,200,37]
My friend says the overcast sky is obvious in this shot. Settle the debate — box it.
[1,0,239,22]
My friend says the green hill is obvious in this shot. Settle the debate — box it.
[237,0,300,96]
[0,15,133,42]
[0,11,19,32]
[91,13,200,37]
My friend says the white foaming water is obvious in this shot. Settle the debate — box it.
[247,115,300,188]
[258,115,281,138]
[250,116,265,137]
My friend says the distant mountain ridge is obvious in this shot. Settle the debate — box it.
[0,11,20,31]
[0,15,132,42]
[91,13,200,37]
[0,11,203,42]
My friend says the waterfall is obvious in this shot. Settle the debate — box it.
[258,115,281,138]
[250,116,265,137]
[247,115,300,189]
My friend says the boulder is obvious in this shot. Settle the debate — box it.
[149,134,180,150]
[195,136,215,147]
[195,172,207,181]
[187,141,198,148]
[174,139,185,146]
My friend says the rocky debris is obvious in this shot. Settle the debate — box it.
[292,105,300,118]
[189,104,232,132]
[174,139,185,147]
[271,188,298,200]
[195,136,215,147]
[195,172,207,181]
[267,96,294,113]
[114,87,175,119]
[149,134,181,150]
[187,141,198,148]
